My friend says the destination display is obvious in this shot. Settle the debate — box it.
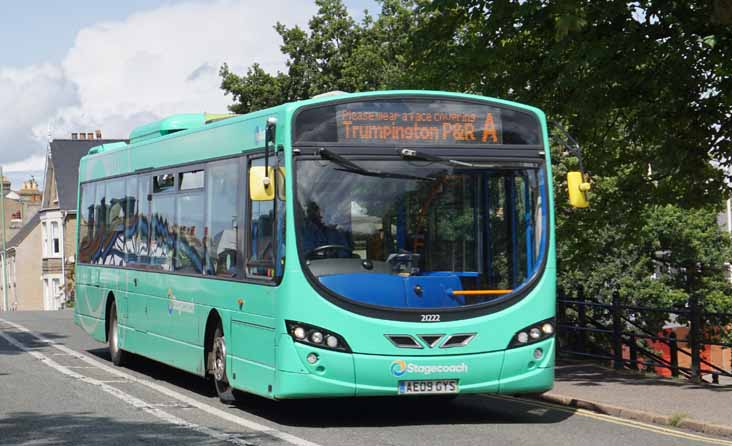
[293,98,541,146]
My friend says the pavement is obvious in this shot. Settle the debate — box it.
[539,363,732,437]
[2,310,732,446]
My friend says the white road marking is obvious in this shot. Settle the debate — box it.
[0,327,253,446]
[0,317,322,446]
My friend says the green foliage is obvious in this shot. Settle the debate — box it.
[219,0,732,338]
[219,0,419,110]
[219,63,289,114]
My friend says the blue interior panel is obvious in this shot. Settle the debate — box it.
[319,274,464,308]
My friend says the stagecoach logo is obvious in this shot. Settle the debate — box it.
[167,288,194,316]
[390,359,468,377]
[391,360,408,377]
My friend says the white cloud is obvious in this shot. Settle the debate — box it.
[3,154,47,173]
[1,0,315,188]
[0,64,77,168]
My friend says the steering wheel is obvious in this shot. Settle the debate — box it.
[305,244,358,260]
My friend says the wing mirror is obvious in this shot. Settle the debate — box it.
[250,166,275,201]
[567,171,591,208]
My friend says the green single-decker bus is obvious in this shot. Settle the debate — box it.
[75,90,559,401]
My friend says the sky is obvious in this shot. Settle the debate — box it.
[0,0,378,189]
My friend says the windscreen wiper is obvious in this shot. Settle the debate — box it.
[318,148,435,181]
[399,148,476,167]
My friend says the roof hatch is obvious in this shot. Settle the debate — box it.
[129,113,237,144]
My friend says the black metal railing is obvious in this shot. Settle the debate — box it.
[557,288,732,383]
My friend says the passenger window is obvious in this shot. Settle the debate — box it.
[205,161,242,277]
[150,194,175,271]
[93,182,107,265]
[104,179,127,266]
[247,156,277,279]
[179,170,204,190]
[133,176,151,265]
[153,173,175,193]
[78,183,96,264]
[175,193,205,273]
[124,176,138,263]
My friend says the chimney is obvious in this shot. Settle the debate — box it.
[87,132,94,140]
[71,133,78,140]
[95,129,102,139]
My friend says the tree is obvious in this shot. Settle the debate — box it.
[219,0,418,112]
[220,1,732,335]
[410,1,732,317]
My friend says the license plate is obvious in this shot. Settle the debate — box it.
[398,380,459,395]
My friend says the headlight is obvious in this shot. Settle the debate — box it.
[326,335,339,349]
[508,318,555,349]
[285,320,351,353]
[310,331,324,344]
[293,326,306,340]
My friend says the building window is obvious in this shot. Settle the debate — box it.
[42,222,48,256]
[52,278,61,309]
[43,279,49,310]
[51,221,60,255]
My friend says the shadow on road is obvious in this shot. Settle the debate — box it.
[0,330,67,356]
[556,364,732,392]
[0,411,269,445]
[87,348,573,428]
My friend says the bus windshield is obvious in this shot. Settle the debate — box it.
[295,155,547,310]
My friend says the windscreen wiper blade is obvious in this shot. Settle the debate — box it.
[319,148,435,182]
[399,148,476,167]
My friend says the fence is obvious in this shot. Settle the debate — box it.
[557,287,732,383]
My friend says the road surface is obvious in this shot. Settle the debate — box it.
[1,310,729,446]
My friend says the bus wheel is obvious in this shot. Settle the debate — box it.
[108,301,127,366]
[211,324,236,403]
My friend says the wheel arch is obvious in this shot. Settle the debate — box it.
[104,291,116,342]
[203,309,223,376]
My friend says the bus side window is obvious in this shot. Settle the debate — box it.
[246,156,277,280]
[104,178,127,266]
[150,174,175,271]
[93,181,108,265]
[78,182,96,264]
[175,191,205,274]
[134,176,151,265]
[124,176,138,265]
[275,165,286,278]
[205,160,243,277]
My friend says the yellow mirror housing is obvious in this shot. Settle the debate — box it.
[250,166,275,201]
[567,171,590,208]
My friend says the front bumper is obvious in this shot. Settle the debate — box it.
[272,335,554,399]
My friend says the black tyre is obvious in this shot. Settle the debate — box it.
[210,324,236,403]
[108,301,128,366]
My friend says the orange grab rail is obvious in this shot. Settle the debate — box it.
[451,290,513,296]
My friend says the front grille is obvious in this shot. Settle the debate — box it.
[440,333,476,348]
[418,334,444,348]
[384,334,423,349]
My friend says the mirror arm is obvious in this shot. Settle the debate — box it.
[550,119,591,186]
[549,120,586,173]
[264,117,277,189]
